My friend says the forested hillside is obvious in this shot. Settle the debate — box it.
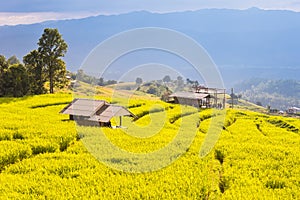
[234,78,300,110]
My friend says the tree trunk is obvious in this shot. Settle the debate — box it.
[49,66,54,94]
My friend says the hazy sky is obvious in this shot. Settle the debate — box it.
[1,0,300,25]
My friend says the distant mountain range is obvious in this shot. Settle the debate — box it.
[0,8,300,87]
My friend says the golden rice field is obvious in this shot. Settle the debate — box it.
[0,92,300,199]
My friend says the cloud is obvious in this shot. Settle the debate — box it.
[0,12,101,26]
[0,0,104,12]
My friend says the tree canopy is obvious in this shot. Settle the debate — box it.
[0,56,29,97]
[163,75,171,83]
[136,77,143,85]
[23,50,46,94]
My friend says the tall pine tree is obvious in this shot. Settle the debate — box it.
[24,28,68,94]
[38,28,68,93]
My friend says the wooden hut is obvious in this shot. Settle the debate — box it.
[60,98,136,127]
[168,91,213,108]
[168,87,226,109]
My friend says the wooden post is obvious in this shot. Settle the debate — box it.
[119,116,122,127]
[214,88,217,107]
[223,89,226,109]
[231,88,234,109]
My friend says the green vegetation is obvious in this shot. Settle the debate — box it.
[0,92,299,199]
[0,55,29,97]
[136,81,170,97]
[0,28,68,97]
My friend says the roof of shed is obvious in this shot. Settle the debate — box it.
[60,98,105,117]
[289,107,300,111]
[89,105,135,122]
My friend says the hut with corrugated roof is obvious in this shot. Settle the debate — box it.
[60,98,136,127]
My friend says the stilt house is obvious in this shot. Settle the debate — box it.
[168,86,226,109]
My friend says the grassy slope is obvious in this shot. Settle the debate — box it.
[0,89,299,199]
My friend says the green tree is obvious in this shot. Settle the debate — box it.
[147,86,157,95]
[53,59,68,89]
[7,55,20,65]
[186,78,192,84]
[106,80,117,85]
[76,69,98,84]
[163,75,171,83]
[0,55,7,68]
[23,50,46,94]
[1,63,29,97]
[38,28,68,93]
[176,76,184,88]
[98,77,104,86]
[7,64,29,97]
[256,101,263,106]
[136,77,143,85]
[0,55,8,96]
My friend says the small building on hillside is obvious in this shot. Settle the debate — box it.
[168,92,213,108]
[168,86,226,109]
[287,107,300,114]
[60,98,136,127]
